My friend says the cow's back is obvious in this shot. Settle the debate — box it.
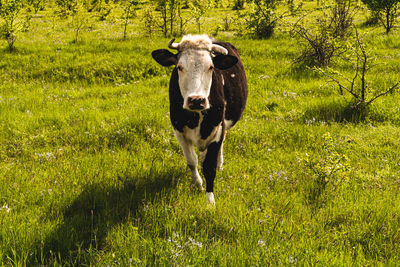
[213,41,248,128]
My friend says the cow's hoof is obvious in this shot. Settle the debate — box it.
[191,177,203,191]
[205,192,215,205]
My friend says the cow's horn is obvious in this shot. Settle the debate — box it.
[211,44,228,55]
[168,38,179,50]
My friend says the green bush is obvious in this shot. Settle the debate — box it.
[0,0,24,51]
[361,0,400,34]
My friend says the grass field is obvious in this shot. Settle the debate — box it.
[1,1,400,265]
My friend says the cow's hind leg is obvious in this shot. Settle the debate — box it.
[174,130,203,190]
[202,141,222,205]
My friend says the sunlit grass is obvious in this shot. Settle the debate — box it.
[1,1,400,265]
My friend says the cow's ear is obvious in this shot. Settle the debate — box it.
[213,54,238,70]
[152,49,178,66]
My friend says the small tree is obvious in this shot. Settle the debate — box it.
[121,0,138,39]
[26,0,45,14]
[250,0,280,38]
[167,0,178,35]
[87,0,114,21]
[55,0,77,16]
[331,0,358,38]
[315,27,400,110]
[70,1,93,43]
[362,0,400,34]
[0,0,25,51]
[176,0,191,36]
[189,0,212,33]
[153,0,168,37]
[237,0,299,39]
[142,6,157,37]
[232,0,245,10]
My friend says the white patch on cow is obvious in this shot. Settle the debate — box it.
[174,130,203,190]
[230,73,235,78]
[205,192,215,205]
[183,114,223,152]
[224,119,234,130]
[221,74,225,86]
[178,34,212,50]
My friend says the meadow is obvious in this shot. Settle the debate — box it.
[1,1,400,265]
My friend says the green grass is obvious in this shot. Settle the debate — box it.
[1,1,400,266]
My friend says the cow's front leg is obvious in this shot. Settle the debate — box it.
[217,141,224,170]
[217,129,226,170]
[174,130,203,190]
[202,141,222,205]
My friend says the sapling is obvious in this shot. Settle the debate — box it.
[0,0,26,51]
[315,27,400,110]
[362,0,400,34]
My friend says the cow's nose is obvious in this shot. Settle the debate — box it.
[188,96,206,110]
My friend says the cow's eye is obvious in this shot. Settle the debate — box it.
[177,65,183,71]
[209,65,214,71]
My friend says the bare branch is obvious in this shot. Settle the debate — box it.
[365,81,400,106]
[314,67,359,99]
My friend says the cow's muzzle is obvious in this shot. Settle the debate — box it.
[187,96,206,111]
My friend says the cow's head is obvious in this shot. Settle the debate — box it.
[152,35,238,111]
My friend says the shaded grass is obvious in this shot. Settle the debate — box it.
[28,165,183,265]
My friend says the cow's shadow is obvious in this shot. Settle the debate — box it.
[28,167,184,265]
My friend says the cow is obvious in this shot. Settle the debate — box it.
[152,34,248,204]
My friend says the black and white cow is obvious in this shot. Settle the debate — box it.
[152,34,248,204]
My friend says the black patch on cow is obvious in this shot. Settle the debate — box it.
[212,41,248,127]
[213,54,238,70]
[202,123,225,193]
[152,49,178,67]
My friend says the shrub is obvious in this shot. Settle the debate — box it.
[236,0,282,39]
[291,1,356,67]
[232,0,245,10]
[55,0,77,16]
[331,0,358,38]
[298,133,350,212]
[0,0,26,51]
[361,0,400,34]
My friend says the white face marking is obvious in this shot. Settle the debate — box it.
[177,49,214,111]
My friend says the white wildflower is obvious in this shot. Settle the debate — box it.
[0,204,10,213]
[258,240,266,247]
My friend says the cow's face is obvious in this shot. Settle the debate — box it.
[176,49,214,111]
[152,45,238,112]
